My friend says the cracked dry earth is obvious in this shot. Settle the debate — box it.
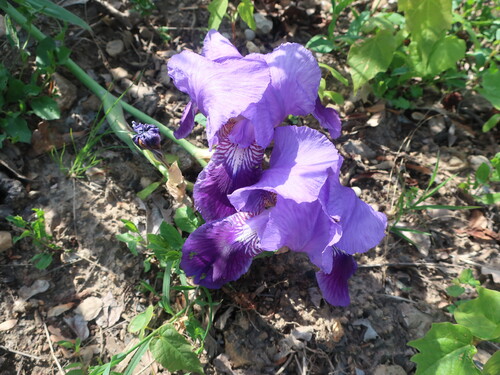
[1,0,499,374]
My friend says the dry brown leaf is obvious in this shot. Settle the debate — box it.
[31,122,86,156]
[19,279,50,300]
[365,101,386,113]
[75,296,103,321]
[64,314,89,340]
[0,319,18,331]
[166,161,187,205]
[47,302,76,318]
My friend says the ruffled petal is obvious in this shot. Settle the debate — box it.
[316,249,358,306]
[229,126,341,211]
[320,173,387,255]
[202,30,243,62]
[174,100,198,139]
[313,97,342,139]
[180,212,263,289]
[262,43,321,116]
[168,51,270,145]
[258,196,341,273]
[194,137,265,222]
[240,44,323,148]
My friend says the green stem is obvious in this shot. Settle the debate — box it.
[2,1,208,168]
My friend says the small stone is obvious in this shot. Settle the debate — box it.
[244,28,256,41]
[448,156,464,168]
[343,140,377,159]
[468,155,490,170]
[0,231,13,252]
[81,95,101,112]
[157,64,170,86]
[52,73,77,112]
[246,41,260,54]
[351,186,362,197]
[139,26,153,40]
[254,13,273,34]
[343,100,355,114]
[428,115,446,135]
[110,67,128,80]
[374,365,407,375]
[106,40,124,57]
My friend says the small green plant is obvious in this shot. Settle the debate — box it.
[207,0,256,31]
[409,269,500,375]
[82,206,212,374]
[459,153,500,205]
[6,208,62,269]
[391,157,479,246]
[130,0,155,15]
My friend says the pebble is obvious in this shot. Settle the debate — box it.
[106,40,124,57]
[52,73,77,112]
[254,13,273,34]
[0,231,12,252]
[343,140,377,159]
[244,28,256,41]
[374,364,407,375]
[468,155,490,170]
[343,100,355,114]
[246,41,260,54]
[157,64,170,86]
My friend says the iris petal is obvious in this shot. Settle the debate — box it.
[168,51,270,146]
[316,249,358,306]
[194,136,264,222]
[259,196,341,273]
[202,29,243,62]
[174,100,198,140]
[320,173,387,255]
[180,212,263,289]
[312,97,342,139]
[229,126,341,211]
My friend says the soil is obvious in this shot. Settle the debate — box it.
[0,1,499,375]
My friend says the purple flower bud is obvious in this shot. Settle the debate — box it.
[132,121,161,150]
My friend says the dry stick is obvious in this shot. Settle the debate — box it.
[0,345,43,361]
[43,322,65,375]
[276,353,295,375]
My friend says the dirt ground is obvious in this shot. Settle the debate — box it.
[0,1,499,374]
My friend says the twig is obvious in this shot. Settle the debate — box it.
[379,294,417,303]
[358,262,461,269]
[43,322,65,375]
[136,360,156,375]
[0,345,43,361]
[276,353,295,375]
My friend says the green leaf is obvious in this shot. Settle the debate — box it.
[207,0,228,30]
[399,0,453,49]
[123,339,152,375]
[347,29,396,93]
[475,163,491,185]
[1,115,31,143]
[483,351,500,375]
[6,77,25,103]
[237,0,256,30]
[116,233,140,256]
[457,269,480,287]
[137,180,162,200]
[454,287,500,341]
[31,253,53,269]
[194,113,207,127]
[24,0,91,31]
[426,36,466,76]
[120,219,140,234]
[149,324,204,374]
[408,322,481,375]
[6,215,27,228]
[30,96,61,120]
[446,285,465,298]
[306,35,336,54]
[475,193,500,205]
[128,305,154,333]
[482,113,500,132]
[478,67,500,110]
[174,206,200,233]
[318,62,349,86]
[159,222,184,251]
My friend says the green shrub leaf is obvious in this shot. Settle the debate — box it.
[483,351,500,375]
[237,0,256,30]
[426,35,466,76]
[158,222,184,250]
[478,67,500,110]
[30,96,61,120]
[174,206,201,233]
[128,305,154,333]
[207,0,228,30]
[149,324,204,374]
[347,29,396,93]
[408,322,480,375]
[454,286,500,341]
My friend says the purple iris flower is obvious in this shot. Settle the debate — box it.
[167,30,341,149]
[181,126,387,306]
[132,121,161,150]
